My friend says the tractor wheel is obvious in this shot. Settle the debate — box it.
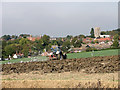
[60,55,63,60]
[64,54,67,59]
[57,54,60,60]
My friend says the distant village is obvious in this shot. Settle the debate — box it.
[0,27,119,60]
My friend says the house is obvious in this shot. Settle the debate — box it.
[50,37,57,41]
[41,52,49,56]
[72,46,87,53]
[100,35,110,38]
[13,54,17,59]
[13,52,24,59]
[83,37,94,43]
[11,38,15,41]
[0,38,3,41]
[119,36,120,40]
[96,37,111,42]
[27,35,42,41]
[62,38,66,42]
[73,48,82,53]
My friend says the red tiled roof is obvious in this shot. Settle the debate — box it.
[36,37,41,40]
[97,38,111,41]
[27,37,41,41]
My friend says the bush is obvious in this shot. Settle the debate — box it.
[86,47,97,52]
[94,40,99,44]
[112,40,119,48]
[22,45,29,57]
[91,41,95,44]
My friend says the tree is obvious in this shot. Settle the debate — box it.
[1,41,7,58]
[14,44,22,53]
[79,38,83,43]
[11,35,18,39]
[2,41,7,49]
[57,39,63,46]
[33,39,44,51]
[74,40,82,48]
[61,40,71,52]
[19,38,30,46]
[19,34,30,38]
[112,40,119,48]
[66,35,73,40]
[4,44,17,56]
[94,40,99,44]
[42,34,50,46]
[99,28,120,36]
[71,37,82,48]
[101,31,106,35]
[112,34,119,48]
[78,34,85,38]
[113,34,119,40]
[2,35,11,41]
[13,39,20,44]
[71,37,77,46]
[19,38,31,57]
[0,41,2,58]
[91,41,95,44]
[90,28,95,38]
[51,40,58,45]
[22,45,29,57]
[45,44,51,51]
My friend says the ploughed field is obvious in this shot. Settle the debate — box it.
[2,55,119,74]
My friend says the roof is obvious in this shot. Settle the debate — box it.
[97,37,111,41]
[27,37,41,41]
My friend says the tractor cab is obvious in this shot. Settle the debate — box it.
[49,46,67,60]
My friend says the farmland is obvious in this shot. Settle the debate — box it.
[2,72,118,88]
[0,49,119,64]
[1,55,119,88]
[1,49,119,88]
[0,56,48,64]
[67,49,119,59]
[1,1,119,88]
[2,55,119,74]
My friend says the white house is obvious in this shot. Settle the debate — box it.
[100,35,110,38]
[13,54,18,59]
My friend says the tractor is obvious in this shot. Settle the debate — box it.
[48,47,67,60]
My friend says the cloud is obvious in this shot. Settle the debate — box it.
[2,2,118,37]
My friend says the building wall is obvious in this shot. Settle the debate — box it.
[100,35,110,38]
[94,27,100,38]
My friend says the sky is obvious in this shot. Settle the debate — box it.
[1,2,118,37]
[1,0,120,2]
[118,2,120,28]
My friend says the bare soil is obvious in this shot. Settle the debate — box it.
[1,55,119,88]
[2,55,119,74]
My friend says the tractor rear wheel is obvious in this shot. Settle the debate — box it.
[57,54,60,60]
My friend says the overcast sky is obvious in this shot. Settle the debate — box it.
[2,2,118,37]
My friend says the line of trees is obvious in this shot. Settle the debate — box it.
[1,34,84,59]
[1,35,50,58]
[101,28,120,36]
